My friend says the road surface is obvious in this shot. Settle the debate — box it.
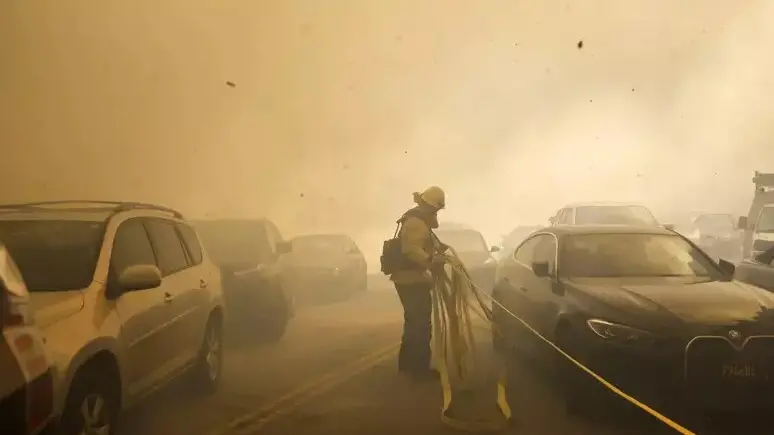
[116,281,772,435]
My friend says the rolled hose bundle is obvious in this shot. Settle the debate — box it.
[431,249,512,431]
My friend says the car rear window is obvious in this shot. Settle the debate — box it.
[0,220,104,291]
[194,220,273,266]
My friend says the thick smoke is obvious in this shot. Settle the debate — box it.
[1,0,772,268]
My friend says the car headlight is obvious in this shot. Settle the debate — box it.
[586,319,654,345]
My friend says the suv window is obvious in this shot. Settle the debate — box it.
[145,220,189,276]
[514,236,541,264]
[176,223,203,266]
[111,219,157,275]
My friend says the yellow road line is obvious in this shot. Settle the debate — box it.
[214,342,399,435]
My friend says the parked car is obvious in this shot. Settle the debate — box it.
[0,244,56,435]
[498,226,542,261]
[734,246,774,292]
[435,228,499,294]
[0,201,225,435]
[284,234,367,304]
[492,224,773,414]
[548,202,670,228]
[192,218,293,344]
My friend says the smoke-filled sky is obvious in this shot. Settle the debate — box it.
[2,0,774,260]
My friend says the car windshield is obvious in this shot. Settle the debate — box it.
[574,206,659,226]
[0,220,104,291]
[757,207,774,233]
[437,230,488,253]
[694,214,734,233]
[560,233,717,278]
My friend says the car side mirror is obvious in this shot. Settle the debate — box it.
[737,216,748,230]
[532,261,551,278]
[490,245,501,253]
[663,224,675,231]
[548,217,556,226]
[718,259,736,278]
[118,264,162,292]
[276,241,292,255]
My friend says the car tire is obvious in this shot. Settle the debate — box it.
[191,316,223,395]
[58,365,119,435]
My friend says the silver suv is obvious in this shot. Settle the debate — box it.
[0,201,225,435]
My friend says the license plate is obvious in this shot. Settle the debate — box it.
[721,363,762,379]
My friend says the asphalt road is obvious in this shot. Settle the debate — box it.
[115,281,774,435]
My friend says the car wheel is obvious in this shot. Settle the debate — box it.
[192,316,223,394]
[59,366,119,435]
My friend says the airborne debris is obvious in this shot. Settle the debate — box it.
[577,40,584,49]
[226,81,236,87]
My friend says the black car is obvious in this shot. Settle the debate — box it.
[735,246,774,292]
[192,218,294,344]
[492,225,774,412]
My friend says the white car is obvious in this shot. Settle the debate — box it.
[0,201,225,435]
[548,202,666,228]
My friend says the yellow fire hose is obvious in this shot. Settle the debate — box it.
[431,249,512,432]
[434,250,697,435]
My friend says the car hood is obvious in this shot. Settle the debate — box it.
[568,277,774,327]
[29,291,85,329]
[453,251,495,268]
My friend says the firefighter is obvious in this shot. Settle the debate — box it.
[390,186,447,379]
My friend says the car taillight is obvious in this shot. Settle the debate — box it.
[1,293,31,327]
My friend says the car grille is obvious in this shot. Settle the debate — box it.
[685,336,774,392]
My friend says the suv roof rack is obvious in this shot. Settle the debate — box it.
[0,200,184,219]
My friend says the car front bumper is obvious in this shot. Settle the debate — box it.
[575,333,774,410]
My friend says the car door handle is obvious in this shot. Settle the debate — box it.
[519,287,529,292]
[164,292,174,303]
[200,279,208,289]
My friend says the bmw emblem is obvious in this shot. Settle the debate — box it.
[728,329,742,341]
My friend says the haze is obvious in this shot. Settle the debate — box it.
[2,0,773,266]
